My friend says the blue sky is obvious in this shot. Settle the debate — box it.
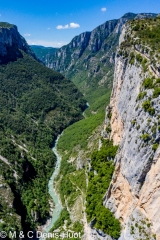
[0,0,160,47]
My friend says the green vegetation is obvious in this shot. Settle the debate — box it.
[156,78,160,84]
[51,14,159,239]
[45,15,124,237]
[0,175,21,235]
[131,16,160,53]
[56,111,107,211]
[120,16,160,77]
[56,90,111,204]
[86,140,121,238]
[106,124,111,133]
[129,52,135,65]
[58,112,104,153]
[0,50,86,233]
[0,22,14,28]
[50,219,83,240]
[54,85,111,234]
[51,208,71,231]
[130,225,134,235]
[141,134,151,142]
[131,119,136,126]
[142,78,153,89]
[153,87,160,98]
[130,218,156,240]
[137,91,147,100]
[43,19,119,116]
[152,143,159,152]
[136,53,143,63]
[31,45,58,64]
[151,126,157,135]
[120,17,160,120]
[142,100,155,115]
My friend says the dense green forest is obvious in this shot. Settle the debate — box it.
[86,139,121,238]
[0,49,86,236]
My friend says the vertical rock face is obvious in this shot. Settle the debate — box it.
[46,15,132,77]
[0,22,36,63]
[104,20,160,240]
[87,20,118,53]
[46,13,157,76]
[49,31,92,70]
[44,13,157,109]
[47,20,118,71]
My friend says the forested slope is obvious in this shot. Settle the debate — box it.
[43,13,159,240]
[0,22,86,238]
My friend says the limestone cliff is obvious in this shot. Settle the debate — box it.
[43,13,157,116]
[0,22,36,63]
[104,16,160,240]
[47,13,157,78]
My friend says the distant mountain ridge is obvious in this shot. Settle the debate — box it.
[34,13,157,108]
[30,45,58,65]
[47,12,157,72]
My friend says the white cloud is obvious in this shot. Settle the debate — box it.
[56,24,69,29]
[101,7,107,12]
[47,27,51,30]
[24,33,31,37]
[26,39,68,47]
[56,22,80,30]
[70,22,80,28]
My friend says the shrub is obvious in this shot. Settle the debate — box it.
[148,108,155,115]
[131,119,136,126]
[136,125,140,130]
[136,54,143,63]
[153,87,160,98]
[142,100,155,115]
[130,225,135,235]
[106,125,111,133]
[137,91,147,100]
[156,78,160,84]
[129,52,135,65]
[129,58,135,65]
[153,234,156,239]
[118,50,123,56]
[107,112,112,120]
[151,126,157,134]
[141,59,148,71]
[133,24,140,31]
[141,134,151,142]
[152,143,159,152]
[142,100,151,111]
[142,78,153,89]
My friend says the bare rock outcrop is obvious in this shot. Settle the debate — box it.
[104,23,160,240]
[0,22,36,63]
